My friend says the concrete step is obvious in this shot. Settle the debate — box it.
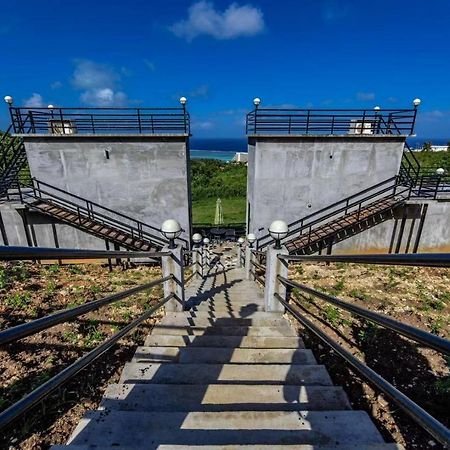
[144,334,305,348]
[66,410,386,447]
[151,325,297,337]
[132,347,317,364]
[190,304,265,312]
[160,315,290,327]
[54,445,405,450]
[101,383,351,411]
[119,363,332,385]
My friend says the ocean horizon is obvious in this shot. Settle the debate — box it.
[189,136,449,160]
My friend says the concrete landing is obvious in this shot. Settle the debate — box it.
[56,263,403,449]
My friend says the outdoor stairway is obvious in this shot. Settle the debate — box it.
[27,198,162,252]
[286,195,405,255]
[54,265,403,449]
[0,132,28,196]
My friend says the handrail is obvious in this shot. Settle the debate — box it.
[246,108,417,136]
[274,293,450,448]
[278,252,450,268]
[257,176,406,249]
[0,245,170,261]
[8,178,189,248]
[0,275,172,345]
[9,106,190,135]
[0,293,174,431]
[278,276,450,355]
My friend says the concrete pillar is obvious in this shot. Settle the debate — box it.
[264,245,289,312]
[236,245,243,268]
[161,244,185,312]
[245,245,253,280]
[192,248,201,279]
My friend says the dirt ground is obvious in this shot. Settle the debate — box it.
[286,262,450,450]
[0,261,164,449]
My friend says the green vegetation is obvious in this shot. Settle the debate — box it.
[413,150,450,170]
[191,159,247,225]
[5,292,31,309]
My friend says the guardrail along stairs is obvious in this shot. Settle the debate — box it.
[4,179,169,252]
[258,177,410,255]
[0,125,28,196]
[54,266,403,449]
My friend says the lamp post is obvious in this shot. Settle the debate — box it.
[264,220,289,312]
[253,98,261,134]
[374,106,381,134]
[192,233,202,278]
[237,236,244,268]
[180,96,187,133]
[411,98,421,136]
[268,220,288,249]
[160,219,184,312]
[245,233,256,280]
[160,219,182,249]
[4,96,14,130]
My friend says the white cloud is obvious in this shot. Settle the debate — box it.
[24,93,44,107]
[72,59,119,90]
[170,1,264,41]
[356,92,375,101]
[193,119,214,130]
[72,59,130,107]
[80,88,128,107]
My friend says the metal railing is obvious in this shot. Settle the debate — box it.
[0,245,178,431]
[5,177,190,249]
[9,107,190,135]
[269,252,450,447]
[246,108,417,136]
[257,176,409,250]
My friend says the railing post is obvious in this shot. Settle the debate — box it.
[245,244,253,280]
[192,248,202,279]
[264,244,288,312]
[161,244,185,312]
[236,244,243,268]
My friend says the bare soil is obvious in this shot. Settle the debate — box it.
[0,261,163,449]
[287,262,450,450]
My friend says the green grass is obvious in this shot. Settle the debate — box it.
[192,197,246,225]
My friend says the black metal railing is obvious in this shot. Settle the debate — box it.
[9,107,190,135]
[0,246,177,431]
[257,176,409,250]
[246,108,417,136]
[274,252,450,447]
[5,177,189,249]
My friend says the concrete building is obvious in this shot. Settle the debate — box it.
[0,101,192,250]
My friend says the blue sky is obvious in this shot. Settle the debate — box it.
[1,0,449,138]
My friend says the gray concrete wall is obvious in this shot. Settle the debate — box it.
[247,135,405,237]
[21,135,191,242]
[332,200,450,254]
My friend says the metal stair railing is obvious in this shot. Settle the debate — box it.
[259,252,450,447]
[6,178,188,249]
[257,177,410,250]
[0,245,183,432]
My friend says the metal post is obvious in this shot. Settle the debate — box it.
[161,244,185,312]
[264,244,288,312]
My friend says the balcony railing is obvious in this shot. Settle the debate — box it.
[246,108,417,136]
[8,107,190,135]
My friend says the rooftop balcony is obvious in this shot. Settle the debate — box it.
[246,107,418,136]
[8,106,190,136]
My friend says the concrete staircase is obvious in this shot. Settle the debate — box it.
[54,266,403,449]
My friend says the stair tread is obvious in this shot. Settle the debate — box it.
[66,410,386,447]
[101,383,351,411]
[120,362,333,385]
